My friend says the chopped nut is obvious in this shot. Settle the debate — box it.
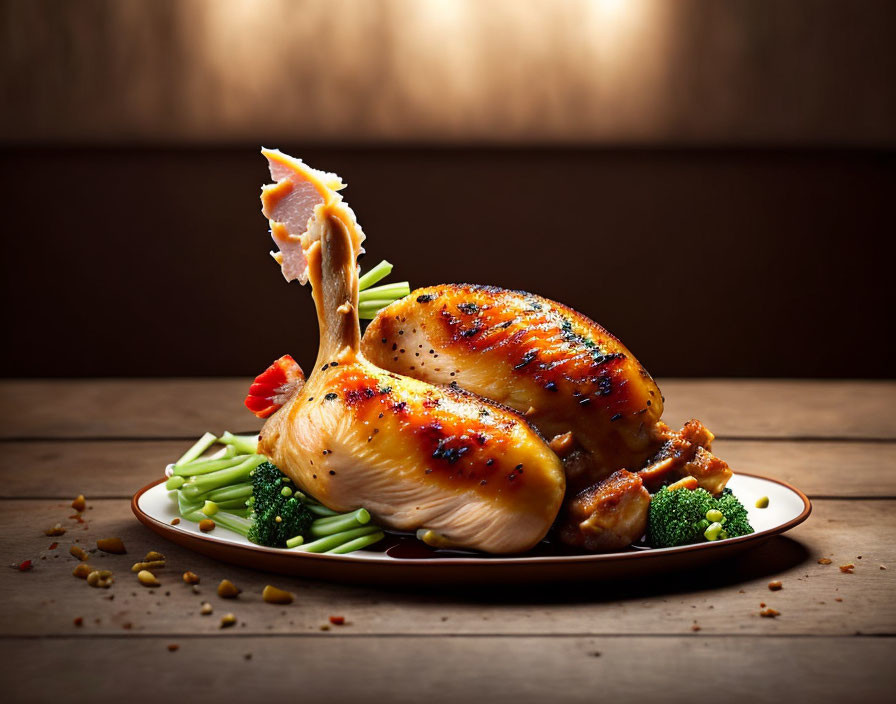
[691,624,701,632]
[818,558,832,565]
[144,551,165,561]
[199,519,216,532]
[220,613,237,628]
[73,563,92,579]
[759,608,780,618]
[881,565,887,570]
[262,585,294,605]
[167,644,180,652]
[70,545,89,561]
[768,581,783,591]
[96,537,126,554]
[44,523,66,537]
[329,615,345,625]
[71,494,87,512]
[182,571,200,585]
[840,564,855,574]
[137,570,160,587]
[170,518,180,525]
[217,579,240,598]
[548,431,575,457]
[73,617,83,627]
[191,584,200,594]
[200,602,213,615]
[87,570,114,588]
[131,560,166,573]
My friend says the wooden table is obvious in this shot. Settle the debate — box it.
[2,379,894,703]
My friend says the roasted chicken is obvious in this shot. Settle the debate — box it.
[254,150,566,554]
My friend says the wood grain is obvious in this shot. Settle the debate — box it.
[2,379,895,439]
[3,635,894,704]
[1,498,892,637]
[3,438,894,499]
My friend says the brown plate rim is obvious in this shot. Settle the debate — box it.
[131,472,812,567]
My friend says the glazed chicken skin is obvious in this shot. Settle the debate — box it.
[363,284,666,492]
[255,150,565,554]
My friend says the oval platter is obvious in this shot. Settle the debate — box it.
[132,471,810,585]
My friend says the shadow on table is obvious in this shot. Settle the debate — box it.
[382,535,810,605]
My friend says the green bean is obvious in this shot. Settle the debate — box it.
[293,526,379,553]
[165,475,185,490]
[173,454,248,477]
[219,431,260,456]
[358,260,393,290]
[327,531,385,554]
[174,432,217,467]
[310,508,371,537]
[205,482,253,502]
[181,455,266,498]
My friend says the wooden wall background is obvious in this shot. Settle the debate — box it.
[1,0,894,378]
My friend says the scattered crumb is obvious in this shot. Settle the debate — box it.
[759,608,780,618]
[96,537,126,554]
[320,624,330,631]
[880,565,887,570]
[760,602,766,608]
[589,651,601,657]
[818,558,832,565]
[122,622,133,630]
[183,571,200,585]
[329,615,345,625]
[220,613,237,629]
[44,524,66,537]
[170,518,180,525]
[71,494,87,512]
[244,653,253,660]
[691,624,701,632]
[167,644,180,652]
[17,560,33,572]
[200,602,213,615]
[840,564,855,574]
[217,579,240,599]
[738,589,745,594]
[768,581,783,591]
[48,542,58,550]
[835,597,843,602]
[73,617,83,627]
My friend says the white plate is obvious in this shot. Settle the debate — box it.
[133,472,811,584]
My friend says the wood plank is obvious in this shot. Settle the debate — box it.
[4,635,894,704]
[4,438,895,500]
[2,379,896,440]
[660,379,896,440]
[1,498,892,637]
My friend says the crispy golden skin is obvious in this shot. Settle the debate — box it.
[363,284,665,492]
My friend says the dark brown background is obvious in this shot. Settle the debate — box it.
[2,1,895,378]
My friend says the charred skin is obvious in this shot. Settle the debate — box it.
[363,284,665,492]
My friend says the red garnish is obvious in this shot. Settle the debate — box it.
[329,615,345,625]
[48,542,58,550]
[245,355,306,418]
[18,560,33,571]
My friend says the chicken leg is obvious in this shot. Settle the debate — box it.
[255,151,566,554]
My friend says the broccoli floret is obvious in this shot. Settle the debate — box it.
[648,487,715,547]
[715,488,754,539]
[648,486,753,548]
[247,462,313,547]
